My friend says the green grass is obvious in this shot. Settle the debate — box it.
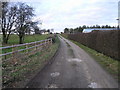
[2,35,60,88]
[7,34,50,45]
[2,34,51,57]
[61,34,119,81]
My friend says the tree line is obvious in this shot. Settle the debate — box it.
[64,25,117,34]
[1,2,41,44]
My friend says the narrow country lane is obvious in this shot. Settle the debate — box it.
[25,36,118,88]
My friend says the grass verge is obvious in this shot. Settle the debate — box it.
[3,34,50,46]
[61,34,119,82]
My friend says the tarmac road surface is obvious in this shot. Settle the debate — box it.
[25,35,118,88]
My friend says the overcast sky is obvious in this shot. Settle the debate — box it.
[11,0,119,33]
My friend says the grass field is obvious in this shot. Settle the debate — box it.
[61,34,119,81]
[4,34,50,45]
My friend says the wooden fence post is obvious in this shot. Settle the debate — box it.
[35,41,37,51]
[12,46,17,65]
[45,40,47,49]
[12,46,17,82]
[50,38,52,45]
[26,44,28,53]
[38,41,41,51]
[4,50,6,60]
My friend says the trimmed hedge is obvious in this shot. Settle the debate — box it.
[68,30,120,60]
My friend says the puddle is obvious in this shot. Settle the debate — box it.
[50,72,60,77]
[88,82,99,88]
[68,58,82,63]
[46,84,58,88]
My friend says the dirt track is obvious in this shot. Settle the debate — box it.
[25,36,118,88]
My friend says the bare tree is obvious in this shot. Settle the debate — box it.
[1,2,18,44]
[1,2,38,44]
[14,3,34,44]
[30,21,40,34]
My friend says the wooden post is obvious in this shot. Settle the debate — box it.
[35,41,37,51]
[4,50,7,60]
[50,38,52,45]
[25,44,29,54]
[39,41,41,51]
[47,39,49,48]
[12,46,17,65]
[12,46,17,82]
[38,41,41,51]
[44,40,46,49]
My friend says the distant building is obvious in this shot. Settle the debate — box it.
[39,30,50,34]
[83,28,118,33]
[44,32,49,34]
